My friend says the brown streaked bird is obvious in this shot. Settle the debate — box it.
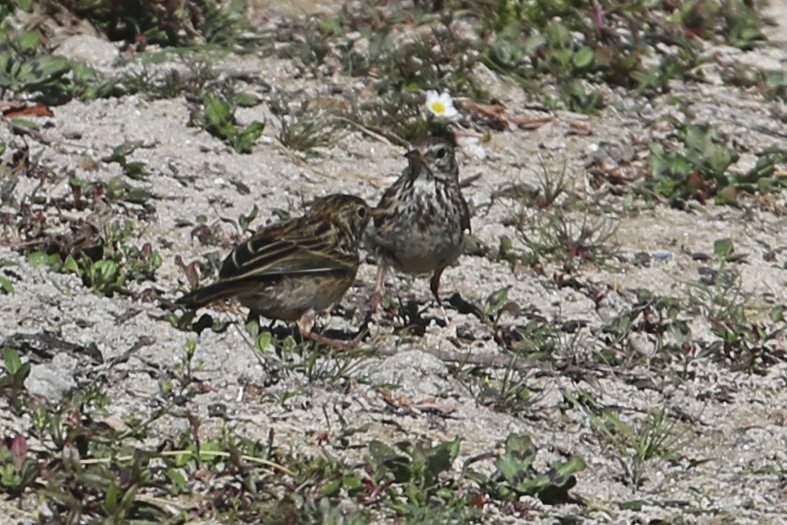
[177,194,371,348]
[367,136,471,313]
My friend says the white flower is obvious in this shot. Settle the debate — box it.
[425,90,459,120]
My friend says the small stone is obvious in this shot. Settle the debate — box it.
[54,35,119,69]
[652,250,672,262]
[26,354,78,401]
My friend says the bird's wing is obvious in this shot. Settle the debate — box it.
[176,277,264,309]
[219,221,355,280]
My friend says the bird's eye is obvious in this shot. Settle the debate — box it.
[435,147,447,159]
[357,206,368,218]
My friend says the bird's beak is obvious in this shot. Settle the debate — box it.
[369,207,386,218]
[405,149,424,165]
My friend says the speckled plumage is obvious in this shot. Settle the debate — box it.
[367,137,471,309]
[177,194,370,347]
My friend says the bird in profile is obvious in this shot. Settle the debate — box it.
[177,194,371,348]
[367,136,471,315]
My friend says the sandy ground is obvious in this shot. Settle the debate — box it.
[1,2,786,523]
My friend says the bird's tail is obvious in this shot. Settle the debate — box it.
[176,279,255,310]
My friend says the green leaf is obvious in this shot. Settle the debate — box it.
[239,204,259,232]
[233,120,265,154]
[26,251,60,267]
[165,468,187,489]
[551,48,573,68]
[10,118,40,133]
[202,93,236,140]
[118,483,139,513]
[103,140,145,163]
[764,71,786,90]
[13,363,30,386]
[16,31,40,52]
[494,433,537,487]
[524,33,547,55]
[483,286,510,315]
[198,441,223,463]
[320,477,343,497]
[62,254,81,275]
[572,47,595,69]
[769,306,784,323]
[369,440,412,483]
[504,432,536,461]
[424,438,460,482]
[713,238,734,259]
[3,347,23,375]
[0,276,13,294]
[255,331,272,353]
[233,92,261,107]
[87,260,121,292]
[16,55,71,88]
[174,449,192,468]
[245,318,260,339]
[536,456,585,503]
[104,483,120,513]
[123,161,149,180]
[342,473,364,491]
[547,455,586,484]
[545,21,571,47]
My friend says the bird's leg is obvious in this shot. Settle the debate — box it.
[430,266,449,323]
[245,308,261,327]
[369,262,388,311]
[296,313,364,351]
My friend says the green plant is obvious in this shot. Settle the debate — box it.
[0,30,71,100]
[0,434,39,498]
[730,146,787,195]
[686,264,787,373]
[196,91,264,154]
[762,70,786,101]
[568,391,683,488]
[271,97,346,154]
[476,432,585,504]
[720,0,764,49]
[465,357,534,414]
[118,58,221,100]
[0,17,126,104]
[51,0,249,47]
[600,289,691,368]
[68,175,154,213]
[517,210,619,271]
[368,437,483,521]
[647,127,787,204]
[0,0,33,19]
[497,158,620,271]
[26,219,162,297]
[68,62,119,100]
[0,260,14,295]
[649,123,740,204]
[669,0,764,49]
[279,7,486,139]
[0,347,30,393]
[101,141,151,180]
[347,89,428,143]
[712,237,746,263]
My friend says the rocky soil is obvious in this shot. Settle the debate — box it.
[1,1,786,523]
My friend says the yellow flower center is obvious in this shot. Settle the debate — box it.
[430,101,446,114]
